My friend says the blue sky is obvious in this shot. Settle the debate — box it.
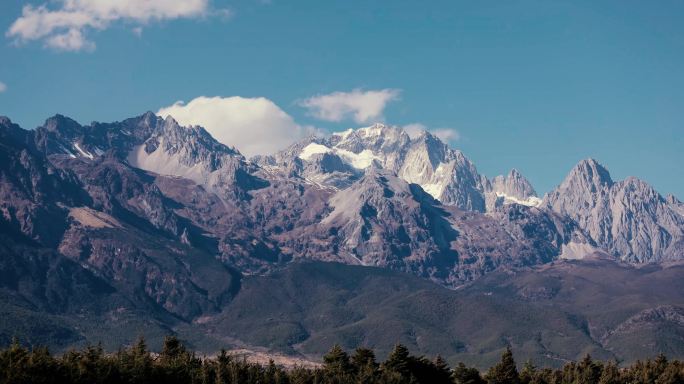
[0,0,682,197]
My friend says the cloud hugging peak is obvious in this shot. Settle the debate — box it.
[157,96,316,158]
[157,91,460,158]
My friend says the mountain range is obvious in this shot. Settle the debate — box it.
[0,112,682,367]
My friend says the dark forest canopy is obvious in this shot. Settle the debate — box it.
[1,337,683,384]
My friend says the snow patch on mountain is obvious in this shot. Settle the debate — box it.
[299,143,331,161]
[280,123,492,211]
[128,140,206,183]
[494,192,542,207]
[73,142,94,160]
[334,148,380,169]
[270,123,551,213]
[332,128,353,140]
[559,241,598,260]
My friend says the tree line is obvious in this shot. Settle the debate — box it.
[1,336,683,384]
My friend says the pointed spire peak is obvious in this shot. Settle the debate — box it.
[162,114,181,127]
[411,128,444,147]
[141,110,156,119]
[575,158,613,180]
[139,111,159,124]
[418,129,438,140]
[508,168,522,178]
[576,157,606,170]
[488,167,538,201]
[44,113,79,125]
[402,123,429,140]
[43,114,82,135]
[571,158,613,186]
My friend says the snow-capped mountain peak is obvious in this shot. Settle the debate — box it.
[484,168,541,210]
[278,123,489,210]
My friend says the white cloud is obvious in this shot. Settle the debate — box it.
[402,123,428,139]
[158,96,316,157]
[299,88,400,124]
[45,28,94,51]
[0,82,6,93]
[6,0,227,52]
[432,128,460,142]
[402,123,460,143]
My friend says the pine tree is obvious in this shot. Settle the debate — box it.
[383,344,412,380]
[351,347,377,370]
[3,336,684,384]
[352,347,378,383]
[159,335,203,384]
[656,361,684,384]
[598,360,621,384]
[160,336,187,362]
[654,353,669,377]
[576,354,601,384]
[323,344,353,382]
[519,360,537,384]
[536,367,557,384]
[562,361,577,384]
[432,355,453,384]
[452,362,485,384]
[128,336,153,383]
[26,346,61,384]
[1,339,30,384]
[75,344,107,384]
[215,348,231,384]
[485,347,520,384]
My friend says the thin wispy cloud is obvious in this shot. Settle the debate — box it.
[158,96,317,157]
[403,123,460,143]
[6,0,231,52]
[299,88,401,124]
[431,128,460,142]
[0,82,6,93]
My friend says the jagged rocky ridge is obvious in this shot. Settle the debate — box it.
[257,123,542,213]
[1,112,684,362]
[2,113,682,290]
[259,123,683,266]
[9,114,609,285]
[543,159,684,263]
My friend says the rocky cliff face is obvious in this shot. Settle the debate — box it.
[2,111,684,359]
[272,168,594,286]
[126,115,265,200]
[0,117,86,246]
[1,114,239,325]
[543,159,684,262]
[3,113,683,301]
[261,124,555,216]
